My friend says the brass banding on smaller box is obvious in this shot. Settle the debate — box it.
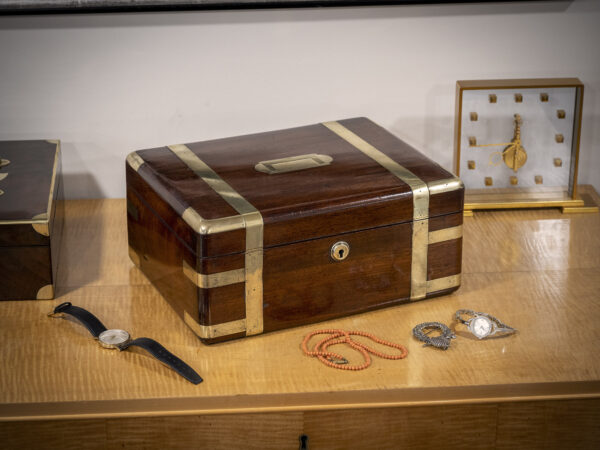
[126,152,145,172]
[31,213,49,237]
[36,284,54,300]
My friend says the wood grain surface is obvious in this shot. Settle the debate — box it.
[1,188,600,447]
[0,400,598,449]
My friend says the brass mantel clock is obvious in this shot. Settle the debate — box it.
[454,78,596,215]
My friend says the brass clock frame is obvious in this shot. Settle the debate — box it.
[454,78,596,215]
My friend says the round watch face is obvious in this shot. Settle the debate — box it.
[98,329,130,348]
[469,317,493,339]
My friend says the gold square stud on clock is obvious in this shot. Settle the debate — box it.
[454,78,598,215]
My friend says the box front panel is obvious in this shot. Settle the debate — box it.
[261,213,462,333]
[192,214,462,342]
[262,222,413,332]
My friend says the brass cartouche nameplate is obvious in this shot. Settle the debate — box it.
[255,154,332,175]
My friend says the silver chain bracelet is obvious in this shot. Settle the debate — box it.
[412,322,456,350]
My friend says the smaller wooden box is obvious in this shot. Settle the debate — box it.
[0,141,64,300]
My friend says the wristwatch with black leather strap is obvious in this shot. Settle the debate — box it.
[48,302,203,385]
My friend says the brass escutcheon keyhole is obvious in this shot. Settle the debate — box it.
[330,241,350,262]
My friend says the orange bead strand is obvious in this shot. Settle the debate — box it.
[301,329,408,371]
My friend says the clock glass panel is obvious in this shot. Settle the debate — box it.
[459,87,577,189]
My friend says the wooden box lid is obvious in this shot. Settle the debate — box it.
[128,118,463,258]
[0,140,61,246]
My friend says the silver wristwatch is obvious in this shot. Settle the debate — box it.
[455,309,517,340]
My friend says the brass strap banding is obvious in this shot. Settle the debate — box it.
[169,144,264,337]
[322,121,430,300]
[126,151,145,172]
[429,225,463,244]
[427,274,461,293]
[184,312,246,340]
[427,177,463,195]
[182,260,245,289]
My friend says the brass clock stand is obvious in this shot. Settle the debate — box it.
[463,188,600,217]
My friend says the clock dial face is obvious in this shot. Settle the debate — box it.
[470,317,493,339]
[459,87,577,189]
[99,329,130,347]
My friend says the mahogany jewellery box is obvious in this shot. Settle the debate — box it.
[126,118,464,343]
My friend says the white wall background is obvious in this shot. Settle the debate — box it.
[0,0,598,198]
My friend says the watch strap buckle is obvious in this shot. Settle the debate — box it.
[47,301,73,318]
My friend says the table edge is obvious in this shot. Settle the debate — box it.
[2,380,599,422]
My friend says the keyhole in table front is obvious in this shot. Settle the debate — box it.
[299,434,309,450]
[338,249,345,259]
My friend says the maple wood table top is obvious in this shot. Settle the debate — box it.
[1,187,599,422]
